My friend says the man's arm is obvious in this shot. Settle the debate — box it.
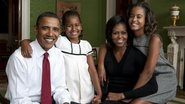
[6,50,39,104]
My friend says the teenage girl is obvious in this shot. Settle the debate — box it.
[21,10,102,104]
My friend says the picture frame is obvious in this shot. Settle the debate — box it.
[130,0,149,4]
[56,0,81,18]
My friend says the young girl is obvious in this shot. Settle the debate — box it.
[98,2,177,104]
[21,10,102,104]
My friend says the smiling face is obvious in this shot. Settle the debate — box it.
[64,16,82,43]
[35,17,60,51]
[129,6,145,37]
[111,23,128,48]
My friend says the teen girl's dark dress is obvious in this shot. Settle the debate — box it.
[103,45,158,103]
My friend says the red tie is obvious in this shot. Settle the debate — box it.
[41,52,52,104]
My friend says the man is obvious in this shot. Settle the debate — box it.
[5,12,71,104]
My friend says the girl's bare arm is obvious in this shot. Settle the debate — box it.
[20,39,32,58]
[87,54,102,103]
[134,35,161,89]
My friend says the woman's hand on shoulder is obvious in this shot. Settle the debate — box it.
[20,39,32,58]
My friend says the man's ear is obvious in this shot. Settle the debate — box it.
[34,25,38,33]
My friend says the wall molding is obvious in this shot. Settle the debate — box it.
[106,0,116,22]
[21,0,30,39]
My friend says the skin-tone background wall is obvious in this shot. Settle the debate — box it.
[30,0,185,50]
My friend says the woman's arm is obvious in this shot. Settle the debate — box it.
[123,75,158,99]
[134,35,161,89]
[105,76,158,101]
[20,39,32,58]
[6,52,39,103]
[87,54,102,103]
[97,44,107,84]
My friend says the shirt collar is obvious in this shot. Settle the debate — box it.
[32,39,55,57]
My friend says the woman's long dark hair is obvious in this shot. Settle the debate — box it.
[127,1,157,36]
[106,16,133,50]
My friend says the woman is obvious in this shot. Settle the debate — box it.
[98,2,177,104]
[100,16,157,104]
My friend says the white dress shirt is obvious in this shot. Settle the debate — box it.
[5,40,71,104]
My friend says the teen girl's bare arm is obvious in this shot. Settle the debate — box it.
[134,35,161,89]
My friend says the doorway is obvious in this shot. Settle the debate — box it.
[0,0,22,93]
[0,0,22,55]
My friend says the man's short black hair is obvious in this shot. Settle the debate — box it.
[36,11,61,27]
